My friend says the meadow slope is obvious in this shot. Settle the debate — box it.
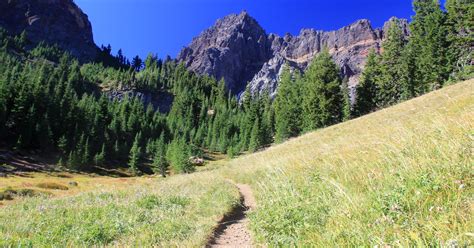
[221,79,473,246]
[0,172,240,247]
[0,79,472,246]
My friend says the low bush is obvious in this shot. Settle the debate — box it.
[36,182,69,190]
[0,188,46,201]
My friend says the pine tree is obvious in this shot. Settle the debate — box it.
[14,31,27,49]
[132,55,143,72]
[67,151,80,169]
[399,43,417,101]
[355,50,380,116]
[226,146,236,158]
[445,0,473,80]
[81,137,90,167]
[94,144,106,166]
[408,0,449,93]
[248,117,261,152]
[260,89,274,145]
[166,138,194,174]
[57,135,68,156]
[128,133,142,175]
[274,65,302,142]
[152,135,168,177]
[302,50,342,131]
[341,76,352,121]
[376,18,408,107]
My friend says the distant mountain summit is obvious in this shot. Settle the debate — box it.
[178,11,409,97]
[178,11,273,93]
[0,0,98,61]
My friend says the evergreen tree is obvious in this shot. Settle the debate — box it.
[260,89,274,145]
[128,133,142,175]
[341,76,352,121]
[94,144,106,166]
[445,0,473,80]
[152,135,168,177]
[132,55,143,72]
[376,19,408,107]
[166,138,194,174]
[81,137,90,167]
[248,117,261,152]
[355,50,380,116]
[302,50,343,131]
[67,151,80,169]
[274,65,302,142]
[399,42,417,101]
[57,135,68,156]
[408,0,449,93]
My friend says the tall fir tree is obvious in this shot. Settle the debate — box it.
[355,50,380,116]
[94,144,106,166]
[131,55,143,72]
[341,76,352,121]
[260,89,274,145]
[152,134,168,177]
[274,65,303,142]
[408,0,449,93]
[445,0,473,81]
[376,18,408,107]
[248,117,261,152]
[166,138,194,174]
[128,132,142,175]
[302,50,343,131]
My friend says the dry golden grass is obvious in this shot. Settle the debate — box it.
[0,172,158,206]
[218,79,474,246]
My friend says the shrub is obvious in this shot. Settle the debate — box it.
[0,191,13,201]
[0,188,45,201]
[36,182,69,190]
[136,195,162,209]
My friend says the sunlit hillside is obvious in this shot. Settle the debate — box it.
[221,79,473,246]
[1,79,472,246]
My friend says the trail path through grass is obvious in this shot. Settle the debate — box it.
[207,182,256,247]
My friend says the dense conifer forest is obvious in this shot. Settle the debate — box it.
[0,0,471,175]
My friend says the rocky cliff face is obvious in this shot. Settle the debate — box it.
[0,0,98,62]
[178,12,409,98]
[177,11,273,93]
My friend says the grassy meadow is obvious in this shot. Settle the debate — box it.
[220,79,474,246]
[0,79,472,246]
[0,172,239,247]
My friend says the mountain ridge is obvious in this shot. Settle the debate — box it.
[0,0,98,62]
[0,3,410,97]
[178,11,409,97]
[178,11,273,93]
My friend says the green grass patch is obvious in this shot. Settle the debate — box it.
[0,173,239,247]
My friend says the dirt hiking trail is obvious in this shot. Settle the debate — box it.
[207,183,257,248]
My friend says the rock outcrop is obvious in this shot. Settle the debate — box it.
[106,90,174,113]
[0,0,98,62]
[178,12,409,98]
[177,11,273,93]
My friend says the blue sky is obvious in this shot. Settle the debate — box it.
[74,0,436,60]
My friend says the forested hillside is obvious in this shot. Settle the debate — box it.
[0,0,471,176]
[0,31,264,175]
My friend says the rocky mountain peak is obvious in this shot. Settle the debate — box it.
[382,17,410,38]
[177,11,272,93]
[0,0,98,62]
[178,12,410,98]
